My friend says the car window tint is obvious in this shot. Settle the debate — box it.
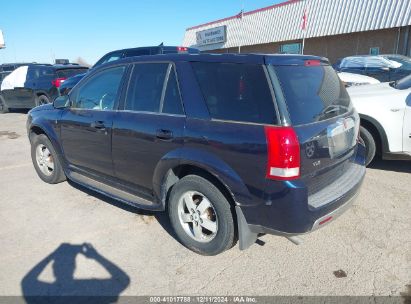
[125,49,151,57]
[40,67,55,77]
[125,63,168,112]
[94,52,123,67]
[57,69,88,78]
[73,66,125,110]
[274,65,350,125]
[191,62,277,124]
[27,67,40,80]
[161,67,184,115]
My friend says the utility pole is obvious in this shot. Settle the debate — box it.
[238,0,244,53]
[301,9,307,54]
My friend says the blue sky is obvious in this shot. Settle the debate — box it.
[0,0,284,65]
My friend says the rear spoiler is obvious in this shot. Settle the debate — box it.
[264,56,330,66]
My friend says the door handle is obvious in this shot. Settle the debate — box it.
[91,121,106,130]
[156,129,173,140]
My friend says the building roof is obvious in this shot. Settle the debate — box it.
[183,0,411,51]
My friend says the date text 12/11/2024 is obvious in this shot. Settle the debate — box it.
[149,296,257,303]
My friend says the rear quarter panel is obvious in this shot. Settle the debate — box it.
[183,118,269,207]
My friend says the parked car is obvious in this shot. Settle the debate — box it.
[348,74,411,165]
[335,55,411,82]
[337,72,380,87]
[0,63,29,84]
[0,63,88,113]
[58,45,199,95]
[27,54,366,255]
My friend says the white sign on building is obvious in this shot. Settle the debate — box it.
[0,30,5,49]
[196,26,226,47]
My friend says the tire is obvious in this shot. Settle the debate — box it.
[0,95,9,113]
[360,126,376,166]
[36,95,50,106]
[31,134,66,184]
[168,175,236,255]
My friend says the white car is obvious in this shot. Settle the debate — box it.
[338,72,380,87]
[348,75,411,165]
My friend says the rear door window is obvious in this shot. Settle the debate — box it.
[191,62,277,124]
[125,63,168,112]
[125,63,184,114]
[272,65,351,125]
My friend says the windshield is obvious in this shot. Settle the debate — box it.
[383,55,411,70]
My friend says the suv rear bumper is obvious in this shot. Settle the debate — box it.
[236,144,366,250]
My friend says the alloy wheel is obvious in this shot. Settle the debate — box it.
[35,144,54,176]
[177,191,218,243]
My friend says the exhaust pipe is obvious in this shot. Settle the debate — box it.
[286,236,303,245]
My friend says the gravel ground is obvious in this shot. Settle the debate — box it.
[0,112,410,298]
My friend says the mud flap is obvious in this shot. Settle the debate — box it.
[235,206,258,250]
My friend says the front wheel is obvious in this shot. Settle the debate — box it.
[168,175,236,255]
[31,134,66,184]
[36,95,50,106]
[360,126,376,166]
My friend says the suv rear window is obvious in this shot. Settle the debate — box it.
[57,68,88,78]
[273,65,351,125]
[191,62,277,124]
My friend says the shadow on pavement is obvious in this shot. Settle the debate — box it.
[7,108,30,114]
[368,159,411,173]
[21,243,130,304]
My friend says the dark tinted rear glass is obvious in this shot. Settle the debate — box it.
[273,65,351,125]
[57,68,88,78]
[191,62,277,124]
[125,63,168,112]
[125,48,152,57]
[27,66,54,80]
[2,66,15,72]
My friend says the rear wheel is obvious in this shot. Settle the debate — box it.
[360,126,376,166]
[168,175,236,255]
[31,134,66,184]
[0,95,9,113]
[36,95,50,106]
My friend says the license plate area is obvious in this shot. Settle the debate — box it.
[327,118,355,159]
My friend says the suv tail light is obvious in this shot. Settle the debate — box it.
[304,59,322,66]
[265,126,300,180]
[52,77,66,88]
[177,46,188,52]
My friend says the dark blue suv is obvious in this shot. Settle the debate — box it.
[58,45,199,96]
[27,54,366,255]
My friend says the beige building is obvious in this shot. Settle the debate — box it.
[182,0,411,63]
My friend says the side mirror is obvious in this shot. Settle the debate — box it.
[406,93,411,107]
[53,95,70,109]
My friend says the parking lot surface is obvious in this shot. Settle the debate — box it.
[0,112,410,297]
